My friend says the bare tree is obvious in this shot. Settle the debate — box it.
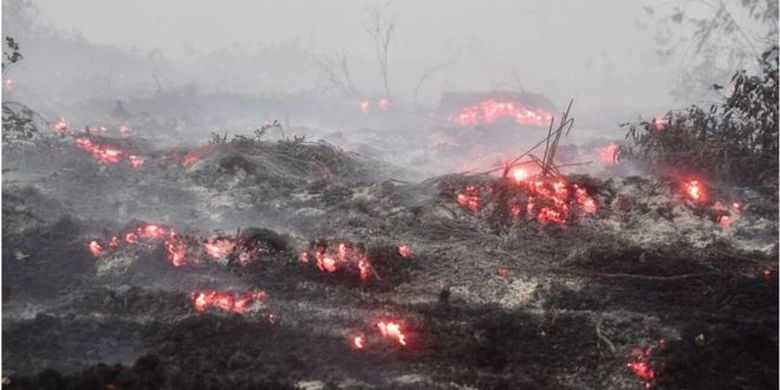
[645,0,778,102]
[411,59,455,109]
[365,3,399,102]
[310,48,360,98]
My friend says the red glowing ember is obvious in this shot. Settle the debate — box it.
[137,223,170,240]
[305,241,378,281]
[179,143,222,168]
[360,100,370,114]
[627,361,655,381]
[191,290,266,314]
[627,345,657,387]
[164,236,187,267]
[450,99,553,127]
[54,117,70,135]
[574,186,597,215]
[378,98,390,110]
[298,251,310,263]
[718,215,731,227]
[4,78,14,91]
[92,222,249,268]
[653,116,667,130]
[377,321,407,346]
[537,207,564,224]
[684,180,705,203]
[202,238,236,259]
[89,240,103,257]
[510,167,528,183]
[762,269,772,281]
[128,155,144,169]
[497,267,509,278]
[358,258,371,280]
[237,250,257,267]
[317,253,338,273]
[398,245,411,258]
[108,236,119,250]
[119,223,187,266]
[117,124,130,136]
[181,153,199,167]
[454,178,598,224]
[353,334,366,349]
[598,143,619,165]
[456,185,481,213]
[74,138,124,164]
[338,242,349,260]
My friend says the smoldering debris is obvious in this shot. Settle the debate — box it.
[2,117,777,389]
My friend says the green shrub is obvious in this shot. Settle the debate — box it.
[621,46,778,190]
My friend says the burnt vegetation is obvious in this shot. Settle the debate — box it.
[2,3,778,390]
[621,45,778,191]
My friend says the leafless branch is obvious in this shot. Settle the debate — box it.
[365,3,399,102]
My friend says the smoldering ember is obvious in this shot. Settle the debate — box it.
[1,1,778,389]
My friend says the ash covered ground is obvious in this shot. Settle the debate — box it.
[2,1,779,388]
[1,113,777,389]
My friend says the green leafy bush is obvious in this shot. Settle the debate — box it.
[621,45,778,190]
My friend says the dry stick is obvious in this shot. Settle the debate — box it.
[528,154,547,172]
[369,262,383,281]
[541,116,555,173]
[465,99,577,177]
[595,320,617,354]
[551,268,719,281]
[544,100,575,176]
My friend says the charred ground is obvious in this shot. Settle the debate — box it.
[2,129,778,389]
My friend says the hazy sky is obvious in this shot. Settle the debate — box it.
[27,1,675,106]
[34,0,653,59]
[18,0,769,121]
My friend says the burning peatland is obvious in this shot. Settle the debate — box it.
[2,96,778,389]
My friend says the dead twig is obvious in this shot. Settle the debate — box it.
[552,268,719,281]
[595,320,617,354]
[464,99,576,177]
